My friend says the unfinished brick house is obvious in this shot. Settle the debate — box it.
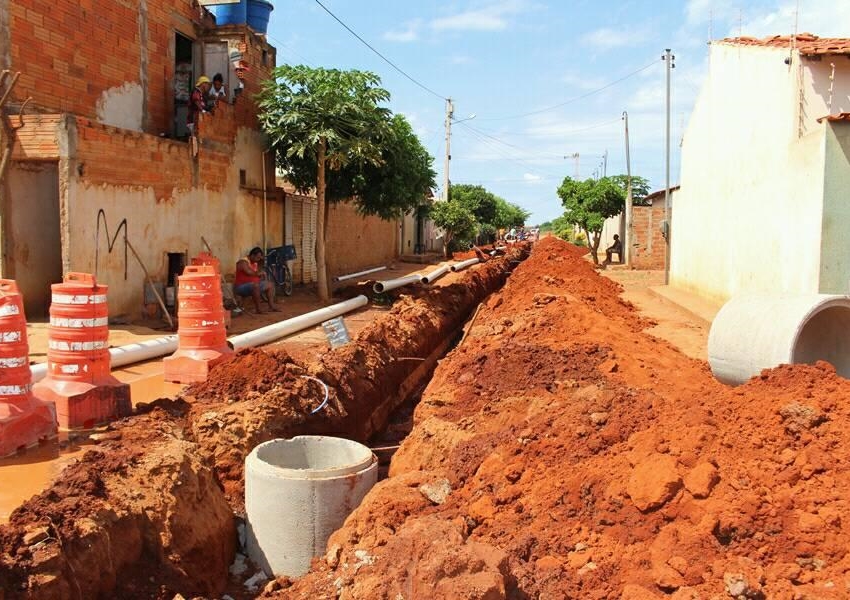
[0,0,287,318]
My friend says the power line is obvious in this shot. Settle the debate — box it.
[454,125,565,179]
[477,59,659,121]
[469,117,623,138]
[312,0,447,101]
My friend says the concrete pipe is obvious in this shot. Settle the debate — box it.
[708,294,850,385]
[450,258,480,272]
[373,274,421,294]
[245,436,378,578]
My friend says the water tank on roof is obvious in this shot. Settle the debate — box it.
[208,1,248,26]
[247,0,274,34]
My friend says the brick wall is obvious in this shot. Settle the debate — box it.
[631,200,668,270]
[8,0,273,135]
[325,201,399,279]
[10,114,62,160]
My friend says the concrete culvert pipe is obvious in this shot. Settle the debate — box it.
[245,436,378,578]
[708,294,850,385]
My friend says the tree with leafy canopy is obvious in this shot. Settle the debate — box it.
[493,197,530,230]
[257,65,396,301]
[557,176,626,264]
[609,174,651,206]
[450,184,498,226]
[430,201,477,257]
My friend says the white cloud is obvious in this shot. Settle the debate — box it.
[382,20,423,43]
[431,0,531,32]
[580,26,651,50]
[451,55,475,65]
[523,173,542,181]
[738,1,850,38]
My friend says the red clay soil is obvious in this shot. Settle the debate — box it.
[0,407,235,600]
[186,251,522,508]
[278,236,850,599]
[0,251,522,599]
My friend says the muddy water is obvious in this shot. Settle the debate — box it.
[0,362,185,523]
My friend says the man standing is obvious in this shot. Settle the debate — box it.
[187,76,211,136]
[234,247,279,314]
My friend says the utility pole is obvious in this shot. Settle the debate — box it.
[564,152,579,179]
[662,49,675,284]
[443,97,454,202]
[602,149,608,178]
[623,111,632,266]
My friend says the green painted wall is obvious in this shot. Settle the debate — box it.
[819,123,850,293]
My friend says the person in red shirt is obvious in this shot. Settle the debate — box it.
[234,247,279,314]
[187,76,211,136]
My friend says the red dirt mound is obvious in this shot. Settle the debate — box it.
[280,236,850,599]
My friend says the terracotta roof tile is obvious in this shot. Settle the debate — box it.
[817,113,850,123]
[717,34,850,55]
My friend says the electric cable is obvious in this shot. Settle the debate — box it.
[477,59,659,121]
[312,0,448,101]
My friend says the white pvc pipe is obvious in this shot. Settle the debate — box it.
[246,436,378,578]
[29,296,368,381]
[333,266,387,283]
[708,294,850,385]
[30,335,179,383]
[229,295,368,350]
[420,264,452,284]
[450,258,480,272]
[373,274,421,294]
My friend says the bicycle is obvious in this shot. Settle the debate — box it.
[264,245,296,296]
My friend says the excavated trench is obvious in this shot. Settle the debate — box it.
[0,248,526,600]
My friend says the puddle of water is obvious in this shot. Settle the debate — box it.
[0,438,89,523]
[0,365,185,524]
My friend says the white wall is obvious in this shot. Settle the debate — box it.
[670,43,832,303]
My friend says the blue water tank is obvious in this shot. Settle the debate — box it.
[208,1,248,26]
[247,0,273,34]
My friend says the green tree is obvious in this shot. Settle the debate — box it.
[430,201,476,257]
[609,174,651,206]
[557,176,626,264]
[450,184,497,225]
[257,65,391,301]
[356,115,436,219]
[493,197,530,230]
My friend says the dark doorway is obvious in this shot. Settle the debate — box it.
[6,161,63,317]
[174,32,194,138]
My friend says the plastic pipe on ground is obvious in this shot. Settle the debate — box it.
[708,293,850,385]
[372,274,421,294]
[245,436,378,577]
[229,295,368,350]
[30,335,179,383]
[450,258,480,272]
[333,266,387,283]
[30,296,368,381]
[420,264,452,284]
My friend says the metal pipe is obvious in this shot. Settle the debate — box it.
[230,295,368,350]
[334,266,387,283]
[373,274,421,294]
[262,150,268,254]
[420,263,452,284]
[449,258,480,272]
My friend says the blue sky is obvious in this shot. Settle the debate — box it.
[266,0,848,223]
